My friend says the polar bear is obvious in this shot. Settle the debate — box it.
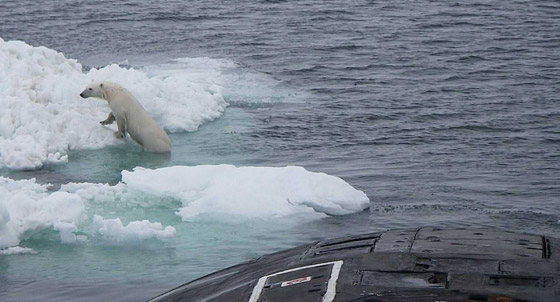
[80,81,171,153]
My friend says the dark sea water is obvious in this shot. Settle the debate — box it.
[1,0,559,301]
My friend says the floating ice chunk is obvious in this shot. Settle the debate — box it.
[0,177,86,249]
[0,246,37,255]
[0,164,369,250]
[121,165,370,221]
[0,176,176,249]
[92,215,176,242]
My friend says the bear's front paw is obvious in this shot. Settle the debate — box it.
[114,131,125,139]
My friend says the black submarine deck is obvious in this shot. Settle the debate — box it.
[148,227,560,302]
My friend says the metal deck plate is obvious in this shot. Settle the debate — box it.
[148,227,560,302]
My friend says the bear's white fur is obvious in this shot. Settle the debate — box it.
[80,81,171,153]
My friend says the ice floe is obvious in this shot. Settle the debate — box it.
[121,165,370,221]
[0,38,228,170]
[0,165,369,250]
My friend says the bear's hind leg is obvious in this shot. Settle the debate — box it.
[115,114,127,139]
[114,131,125,139]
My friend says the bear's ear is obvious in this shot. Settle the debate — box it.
[100,83,104,88]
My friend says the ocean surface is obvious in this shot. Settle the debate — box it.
[1,0,559,301]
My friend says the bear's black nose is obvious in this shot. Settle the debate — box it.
[80,93,84,98]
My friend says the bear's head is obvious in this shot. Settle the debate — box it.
[80,82,106,100]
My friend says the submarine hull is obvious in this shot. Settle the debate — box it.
[149,227,560,302]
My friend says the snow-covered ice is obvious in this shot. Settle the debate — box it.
[0,176,177,250]
[0,176,86,249]
[122,165,370,220]
[0,38,228,170]
[0,165,369,250]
